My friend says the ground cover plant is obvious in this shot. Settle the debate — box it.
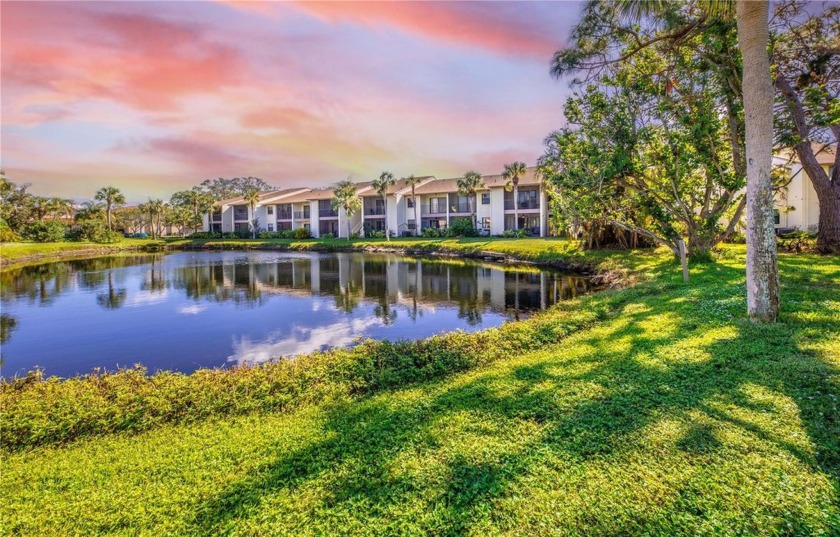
[1,242,838,535]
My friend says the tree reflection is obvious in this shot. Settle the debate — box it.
[96,272,127,310]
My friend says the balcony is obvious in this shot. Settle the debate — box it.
[233,208,249,221]
[504,198,540,211]
[277,211,293,220]
[293,210,310,220]
[364,206,386,216]
[421,203,448,215]
[319,208,338,218]
[449,201,475,214]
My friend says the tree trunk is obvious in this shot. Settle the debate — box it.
[383,194,390,241]
[737,0,779,322]
[513,184,519,231]
[413,194,419,237]
[106,203,112,230]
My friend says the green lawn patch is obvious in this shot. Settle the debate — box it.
[1,245,838,535]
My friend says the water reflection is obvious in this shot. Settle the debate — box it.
[0,252,600,377]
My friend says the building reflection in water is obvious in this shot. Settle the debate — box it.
[1,252,601,375]
[166,252,599,321]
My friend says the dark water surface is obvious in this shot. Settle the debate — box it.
[0,251,600,378]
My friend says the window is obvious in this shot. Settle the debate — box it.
[481,217,490,230]
[268,224,274,231]
[267,205,274,215]
[407,219,416,230]
[407,197,414,208]
[774,209,780,225]
[481,193,490,205]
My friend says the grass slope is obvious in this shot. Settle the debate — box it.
[2,247,839,535]
[0,239,163,269]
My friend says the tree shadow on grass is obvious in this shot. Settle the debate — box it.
[192,261,840,535]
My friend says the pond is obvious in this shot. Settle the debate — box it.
[0,251,601,378]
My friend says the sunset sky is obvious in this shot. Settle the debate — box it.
[1,1,580,203]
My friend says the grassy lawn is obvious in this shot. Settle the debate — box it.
[0,238,164,268]
[1,245,838,535]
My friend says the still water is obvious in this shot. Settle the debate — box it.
[0,251,600,378]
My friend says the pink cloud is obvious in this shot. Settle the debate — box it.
[290,2,564,59]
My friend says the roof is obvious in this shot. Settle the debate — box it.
[410,167,541,195]
[481,166,542,189]
[218,189,302,206]
[305,188,337,201]
[359,176,437,197]
[258,188,312,205]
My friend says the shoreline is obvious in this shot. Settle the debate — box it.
[1,238,634,286]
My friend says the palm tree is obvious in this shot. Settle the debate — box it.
[404,175,423,236]
[94,187,126,231]
[243,188,260,239]
[47,198,74,221]
[371,171,395,240]
[143,199,165,238]
[502,162,527,232]
[331,180,361,240]
[457,171,484,231]
[615,0,778,321]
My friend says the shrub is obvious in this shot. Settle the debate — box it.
[68,220,122,243]
[350,232,361,239]
[21,221,67,243]
[502,229,518,238]
[321,232,335,239]
[422,227,442,238]
[0,220,21,242]
[258,231,283,239]
[221,232,238,239]
[189,231,222,239]
[367,230,386,239]
[446,217,477,238]
[293,227,312,240]
[20,222,58,242]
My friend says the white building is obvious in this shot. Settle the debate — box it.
[774,145,835,232]
[203,168,552,237]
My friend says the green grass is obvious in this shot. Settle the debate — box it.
[1,245,839,535]
[0,238,164,268]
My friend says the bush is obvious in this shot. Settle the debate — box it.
[446,218,477,238]
[367,230,386,239]
[321,232,335,239]
[68,220,122,243]
[501,229,529,238]
[189,232,221,239]
[0,220,21,242]
[258,231,283,239]
[221,232,239,239]
[421,227,442,238]
[21,221,67,243]
[293,227,312,239]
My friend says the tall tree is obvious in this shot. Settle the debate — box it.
[243,188,260,239]
[737,1,779,321]
[94,187,126,231]
[199,177,275,201]
[371,171,395,240]
[331,180,361,239]
[502,162,527,231]
[171,187,215,234]
[556,0,779,321]
[405,175,423,236]
[773,1,840,253]
[457,171,484,230]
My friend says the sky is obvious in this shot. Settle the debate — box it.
[1,1,581,203]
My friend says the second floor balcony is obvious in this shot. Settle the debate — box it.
[233,207,249,221]
[277,210,293,220]
[504,195,540,211]
[293,210,310,220]
[319,208,338,218]
[449,201,475,214]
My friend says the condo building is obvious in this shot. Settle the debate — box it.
[203,168,551,237]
